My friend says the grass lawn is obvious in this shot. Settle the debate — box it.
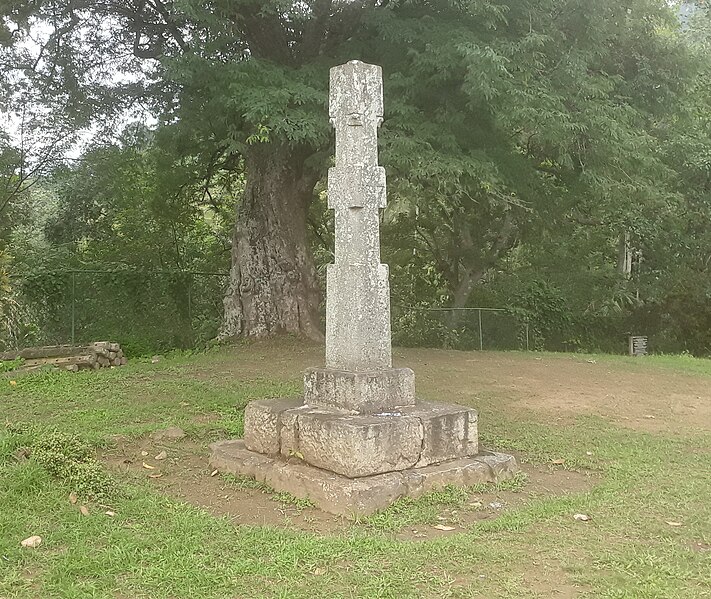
[1,342,710,598]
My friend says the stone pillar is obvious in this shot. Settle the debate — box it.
[303,61,414,414]
[326,61,390,372]
[208,60,518,517]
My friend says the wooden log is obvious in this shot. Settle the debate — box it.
[97,356,110,367]
[0,345,96,361]
[24,354,97,368]
[108,343,120,352]
[120,357,128,366]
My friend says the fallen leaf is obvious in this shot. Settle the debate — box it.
[105,511,116,517]
[142,462,156,470]
[148,473,163,479]
[313,567,326,576]
[154,451,167,461]
[210,469,219,477]
[573,513,591,521]
[79,505,90,517]
[9,380,17,386]
[433,524,456,531]
[644,414,656,419]
[69,492,78,505]
[666,521,683,527]
[489,502,504,509]
[586,451,593,456]
[552,459,566,465]
[21,535,42,548]
[141,451,148,457]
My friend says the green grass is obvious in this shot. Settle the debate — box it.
[1,347,710,598]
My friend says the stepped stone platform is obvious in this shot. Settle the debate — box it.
[209,387,518,516]
[210,438,516,516]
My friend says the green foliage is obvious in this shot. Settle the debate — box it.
[4,423,116,501]
[2,0,711,354]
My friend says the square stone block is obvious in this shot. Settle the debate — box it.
[400,402,479,467]
[243,397,304,456]
[296,411,423,478]
[303,367,415,413]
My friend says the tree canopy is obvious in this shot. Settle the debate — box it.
[1,0,710,353]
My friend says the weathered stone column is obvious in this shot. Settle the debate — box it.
[326,61,391,371]
[303,61,415,414]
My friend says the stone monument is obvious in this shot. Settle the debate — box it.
[209,60,518,516]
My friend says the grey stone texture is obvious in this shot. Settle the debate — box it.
[243,397,304,456]
[210,440,519,516]
[297,411,423,477]
[303,367,415,413]
[326,61,391,373]
[240,397,480,478]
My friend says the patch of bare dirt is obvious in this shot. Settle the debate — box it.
[102,434,597,540]
[102,435,346,534]
[181,342,711,434]
[399,349,711,434]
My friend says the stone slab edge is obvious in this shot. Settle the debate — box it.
[209,440,519,517]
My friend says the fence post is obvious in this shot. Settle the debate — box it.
[71,272,76,345]
[478,308,483,351]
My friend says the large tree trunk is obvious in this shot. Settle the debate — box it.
[219,144,323,341]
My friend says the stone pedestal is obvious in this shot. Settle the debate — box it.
[208,60,518,515]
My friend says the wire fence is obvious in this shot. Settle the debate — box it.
[3,269,531,355]
[4,269,229,355]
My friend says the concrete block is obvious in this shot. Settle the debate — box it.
[296,411,423,477]
[304,367,415,413]
[243,397,303,456]
[400,402,479,467]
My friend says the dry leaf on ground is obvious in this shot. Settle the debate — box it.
[666,521,683,527]
[69,492,78,504]
[154,451,167,461]
[80,505,90,517]
[433,524,456,531]
[573,513,591,521]
[142,462,156,470]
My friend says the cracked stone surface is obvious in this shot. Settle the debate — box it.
[303,367,415,413]
[327,60,390,373]
[242,398,480,478]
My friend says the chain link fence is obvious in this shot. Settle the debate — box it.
[391,305,530,351]
[4,270,229,355]
[3,269,532,355]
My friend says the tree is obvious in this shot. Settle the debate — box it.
[1,0,704,343]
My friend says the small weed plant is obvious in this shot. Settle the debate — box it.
[4,422,116,501]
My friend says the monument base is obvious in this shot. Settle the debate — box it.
[210,440,519,516]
